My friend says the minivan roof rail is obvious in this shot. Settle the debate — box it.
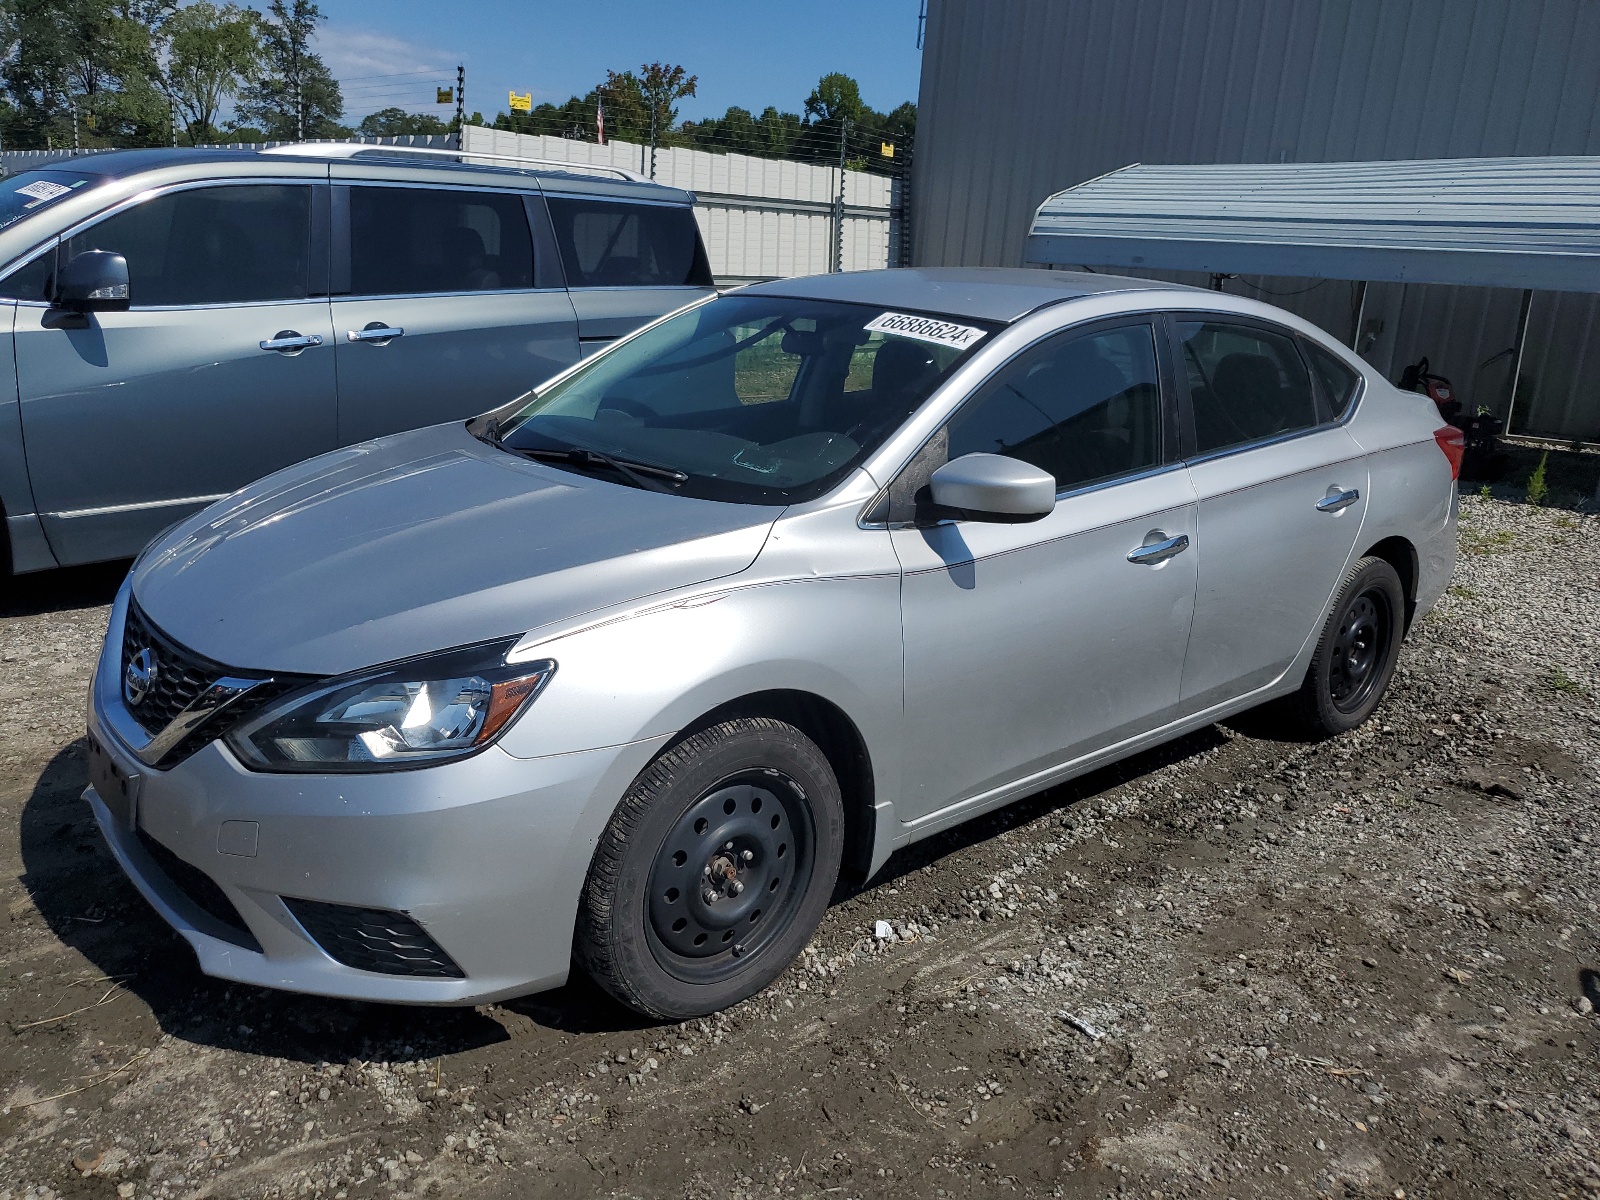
[259,142,652,184]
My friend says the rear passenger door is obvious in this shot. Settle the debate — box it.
[329,179,580,445]
[1173,315,1369,711]
[540,189,716,354]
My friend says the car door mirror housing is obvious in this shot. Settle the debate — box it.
[927,453,1056,523]
[54,250,130,312]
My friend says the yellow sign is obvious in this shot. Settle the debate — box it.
[437,87,454,104]
[509,91,532,113]
[880,141,895,158]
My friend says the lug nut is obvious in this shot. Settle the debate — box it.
[723,841,734,851]
[703,889,718,903]
[703,865,712,877]
[730,881,744,896]
[741,849,754,862]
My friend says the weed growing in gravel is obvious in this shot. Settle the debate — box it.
[1548,667,1585,695]
[1446,584,1479,602]
[1461,529,1517,555]
[1526,452,1550,505]
[1479,483,1493,498]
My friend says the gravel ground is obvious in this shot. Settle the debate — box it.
[1,493,1597,1200]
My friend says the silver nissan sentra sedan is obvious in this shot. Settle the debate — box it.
[85,267,1460,1019]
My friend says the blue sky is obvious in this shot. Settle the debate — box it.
[314,1,926,127]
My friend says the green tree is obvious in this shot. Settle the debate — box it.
[0,0,173,147]
[357,106,449,137]
[163,1,260,144]
[234,0,344,139]
[637,60,696,141]
[803,71,862,127]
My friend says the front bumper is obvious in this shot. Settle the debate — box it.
[87,591,667,1005]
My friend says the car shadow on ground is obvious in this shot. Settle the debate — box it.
[1,559,130,618]
[18,711,1287,1062]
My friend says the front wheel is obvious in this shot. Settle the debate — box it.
[1291,555,1406,737]
[575,717,844,1020]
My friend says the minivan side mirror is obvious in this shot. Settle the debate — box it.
[928,453,1056,523]
[53,249,130,313]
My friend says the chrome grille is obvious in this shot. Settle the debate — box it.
[120,602,220,737]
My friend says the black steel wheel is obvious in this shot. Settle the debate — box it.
[1293,556,1406,737]
[575,717,844,1020]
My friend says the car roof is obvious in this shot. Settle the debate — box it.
[740,267,1198,323]
[30,146,694,204]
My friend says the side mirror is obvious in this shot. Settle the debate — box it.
[928,453,1056,523]
[53,249,130,313]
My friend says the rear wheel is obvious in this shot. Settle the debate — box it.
[575,717,844,1020]
[1291,556,1405,737]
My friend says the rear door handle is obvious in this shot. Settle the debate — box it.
[347,323,404,343]
[1127,532,1190,565]
[259,330,323,354]
[1316,487,1361,513]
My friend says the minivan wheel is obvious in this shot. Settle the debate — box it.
[1292,556,1405,737]
[575,717,844,1020]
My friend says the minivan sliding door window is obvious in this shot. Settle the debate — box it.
[348,188,534,296]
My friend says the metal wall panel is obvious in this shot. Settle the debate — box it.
[914,0,1600,439]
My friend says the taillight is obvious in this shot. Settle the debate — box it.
[1434,425,1466,480]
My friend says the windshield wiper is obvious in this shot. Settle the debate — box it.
[516,445,688,494]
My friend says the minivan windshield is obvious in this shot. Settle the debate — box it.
[0,169,102,233]
[487,294,995,504]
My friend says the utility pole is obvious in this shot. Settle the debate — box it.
[72,100,80,152]
[170,97,179,147]
[455,64,465,149]
[649,104,658,180]
[833,116,849,272]
[289,5,303,141]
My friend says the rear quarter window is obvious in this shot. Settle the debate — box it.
[1303,338,1363,419]
[544,197,712,289]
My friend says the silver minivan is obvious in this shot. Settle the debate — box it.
[0,145,715,571]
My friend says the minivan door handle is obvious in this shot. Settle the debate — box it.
[347,323,404,344]
[1127,531,1190,565]
[1316,487,1361,513]
[259,330,323,354]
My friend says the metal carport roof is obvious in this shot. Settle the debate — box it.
[1025,157,1600,293]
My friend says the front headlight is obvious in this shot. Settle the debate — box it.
[227,640,555,773]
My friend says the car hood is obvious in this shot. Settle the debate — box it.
[130,423,780,676]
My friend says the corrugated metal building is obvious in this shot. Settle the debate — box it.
[911,0,1600,441]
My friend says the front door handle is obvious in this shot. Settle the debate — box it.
[259,330,323,354]
[1316,487,1361,513]
[1127,531,1190,565]
[347,323,405,344]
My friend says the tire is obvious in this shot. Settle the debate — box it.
[575,717,845,1020]
[1290,556,1406,738]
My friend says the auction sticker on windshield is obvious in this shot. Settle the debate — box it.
[15,179,72,206]
[864,312,987,351]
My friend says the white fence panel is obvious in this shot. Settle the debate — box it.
[461,125,900,283]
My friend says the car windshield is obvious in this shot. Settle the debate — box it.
[488,294,995,504]
[0,169,102,233]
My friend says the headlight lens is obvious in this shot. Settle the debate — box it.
[227,640,554,772]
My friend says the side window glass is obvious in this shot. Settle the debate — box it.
[544,198,712,288]
[1178,320,1317,455]
[62,184,312,307]
[350,187,534,296]
[947,322,1164,492]
[0,248,56,302]
[1303,338,1362,419]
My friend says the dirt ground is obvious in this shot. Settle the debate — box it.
[2,492,1597,1200]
